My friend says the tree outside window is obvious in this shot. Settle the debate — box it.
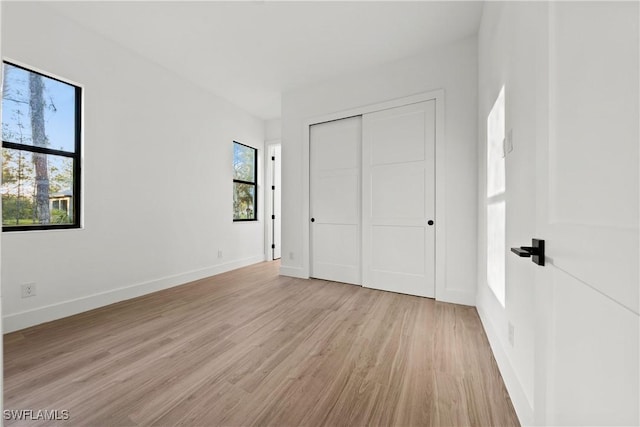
[1,62,81,231]
[233,142,257,221]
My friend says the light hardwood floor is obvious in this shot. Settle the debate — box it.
[4,261,519,426]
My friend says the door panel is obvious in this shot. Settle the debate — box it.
[547,1,639,311]
[310,116,362,285]
[372,164,425,218]
[536,3,639,424]
[548,269,638,426]
[311,223,360,284]
[372,225,425,273]
[313,171,359,222]
[312,121,360,170]
[363,101,436,297]
[370,110,427,165]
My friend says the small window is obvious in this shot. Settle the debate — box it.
[233,141,257,221]
[2,62,81,231]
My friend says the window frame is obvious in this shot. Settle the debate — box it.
[1,61,82,232]
[232,141,258,222]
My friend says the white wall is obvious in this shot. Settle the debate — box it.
[265,118,281,142]
[280,36,478,305]
[2,2,265,332]
[476,3,542,423]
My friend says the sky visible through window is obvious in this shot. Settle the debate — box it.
[1,63,78,228]
[2,64,76,152]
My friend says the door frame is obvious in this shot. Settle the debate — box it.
[301,90,446,298]
[265,140,281,261]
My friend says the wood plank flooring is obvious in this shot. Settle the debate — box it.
[4,261,519,426]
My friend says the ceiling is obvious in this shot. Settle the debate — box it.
[46,1,484,120]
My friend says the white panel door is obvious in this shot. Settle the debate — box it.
[533,3,639,424]
[362,101,435,297]
[310,116,361,285]
[266,143,282,260]
[272,145,281,260]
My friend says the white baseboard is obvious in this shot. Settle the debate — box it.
[279,265,306,279]
[3,255,265,333]
[436,288,476,306]
[476,304,534,426]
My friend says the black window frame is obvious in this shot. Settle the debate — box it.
[232,141,258,222]
[1,61,82,232]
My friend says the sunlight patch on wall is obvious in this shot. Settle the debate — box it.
[487,87,505,197]
[487,200,506,305]
[487,86,506,306]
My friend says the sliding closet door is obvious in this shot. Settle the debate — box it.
[310,116,362,285]
[362,101,436,297]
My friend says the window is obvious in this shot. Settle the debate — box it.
[233,141,257,221]
[1,62,81,231]
[486,86,506,306]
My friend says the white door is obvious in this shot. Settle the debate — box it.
[270,144,282,260]
[310,116,361,285]
[533,3,639,424]
[362,101,436,297]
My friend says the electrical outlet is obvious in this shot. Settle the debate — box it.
[217,249,223,259]
[289,252,294,260]
[508,322,515,347]
[21,283,36,298]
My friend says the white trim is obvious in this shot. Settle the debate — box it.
[477,303,534,426]
[2,56,84,89]
[264,141,281,260]
[279,265,306,279]
[301,90,447,301]
[3,255,265,333]
[433,92,447,303]
[437,287,475,307]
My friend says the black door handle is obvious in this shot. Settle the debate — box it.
[510,239,545,266]
[511,247,534,257]
[311,218,315,223]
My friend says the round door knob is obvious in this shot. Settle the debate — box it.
[311,218,315,222]
[427,220,434,226]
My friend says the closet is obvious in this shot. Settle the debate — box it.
[310,100,436,297]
